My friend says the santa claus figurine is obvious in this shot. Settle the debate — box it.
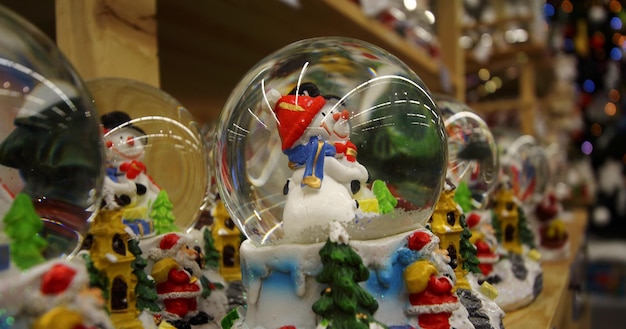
[149,233,210,328]
[18,260,113,329]
[466,212,500,282]
[403,231,460,329]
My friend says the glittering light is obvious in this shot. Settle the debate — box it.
[611,0,622,13]
[583,79,595,93]
[609,88,620,102]
[561,0,573,13]
[492,76,503,88]
[611,17,622,30]
[485,80,497,93]
[581,141,593,155]
[610,47,622,60]
[478,68,490,81]
[591,123,602,136]
[544,3,555,17]
[605,102,617,116]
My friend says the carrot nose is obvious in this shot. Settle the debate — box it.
[126,136,135,146]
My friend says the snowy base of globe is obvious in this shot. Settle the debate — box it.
[539,241,570,262]
[489,254,543,312]
[235,229,504,329]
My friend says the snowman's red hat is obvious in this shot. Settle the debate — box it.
[273,94,326,150]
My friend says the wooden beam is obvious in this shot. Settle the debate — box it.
[55,0,159,87]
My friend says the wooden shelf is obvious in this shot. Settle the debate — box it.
[503,209,590,329]
[156,0,452,124]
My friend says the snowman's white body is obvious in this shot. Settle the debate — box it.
[282,99,370,240]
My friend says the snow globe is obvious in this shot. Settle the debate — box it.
[0,5,104,265]
[86,77,210,234]
[435,95,504,328]
[502,135,569,261]
[213,36,491,329]
[84,78,231,329]
[485,134,547,311]
[0,5,114,329]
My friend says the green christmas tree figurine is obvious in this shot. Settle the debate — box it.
[454,181,474,214]
[203,227,221,270]
[312,221,387,329]
[3,193,47,270]
[128,237,160,312]
[151,189,178,235]
[459,213,482,274]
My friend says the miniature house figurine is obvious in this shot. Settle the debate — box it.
[211,198,241,281]
[84,209,143,329]
[492,185,524,254]
[429,185,471,290]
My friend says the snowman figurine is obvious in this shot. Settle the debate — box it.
[100,111,160,237]
[269,83,370,240]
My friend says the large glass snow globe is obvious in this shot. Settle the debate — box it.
[0,5,104,258]
[435,94,499,208]
[87,77,210,232]
[215,37,448,246]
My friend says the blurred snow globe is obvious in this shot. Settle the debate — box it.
[435,94,499,209]
[499,134,550,205]
[214,37,448,246]
[87,77,209,233]
[0,5,104,258]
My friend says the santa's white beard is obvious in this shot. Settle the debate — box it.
[177,253,202,278]
[430,252,456,283]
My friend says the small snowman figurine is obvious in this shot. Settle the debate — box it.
[100,111,161,236]
[268,83,370,240]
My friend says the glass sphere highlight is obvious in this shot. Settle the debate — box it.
[435,95,499,208]
[215,37,448,246]
[0,5,105,258]
[87,77,209,232]
[500,135,550,204]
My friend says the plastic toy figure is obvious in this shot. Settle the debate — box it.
[101,111,164,237]
[270,83,372,237]
[403,231,460,329]
[148,233,210,328]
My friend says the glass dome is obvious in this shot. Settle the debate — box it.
[435,94,499,208]
[87,77,209,232]
[215,37,448,246]
[0,5,104,258]
[499,134,550,204]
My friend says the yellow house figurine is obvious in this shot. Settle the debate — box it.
[211,199,242,281]
[86,209,143,329]
[429,186,470,290]
[492,184,524,255]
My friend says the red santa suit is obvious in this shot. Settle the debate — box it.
[149,233,203,320]
[152,258,202,319]
[404,231,459,329]
[466,212,499,277]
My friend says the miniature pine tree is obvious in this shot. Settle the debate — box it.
[454,181,474,214]
[203,227,220,270]
[372,180,397,214]
[2,193,47,270]
[128,237,160,312]
[517,206,536,249]
[83,253,110,302]
[312,223,387,329]
[151,189,178,234]
[459,213,481,274]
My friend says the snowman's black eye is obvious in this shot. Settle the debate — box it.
[321,112,326,116]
